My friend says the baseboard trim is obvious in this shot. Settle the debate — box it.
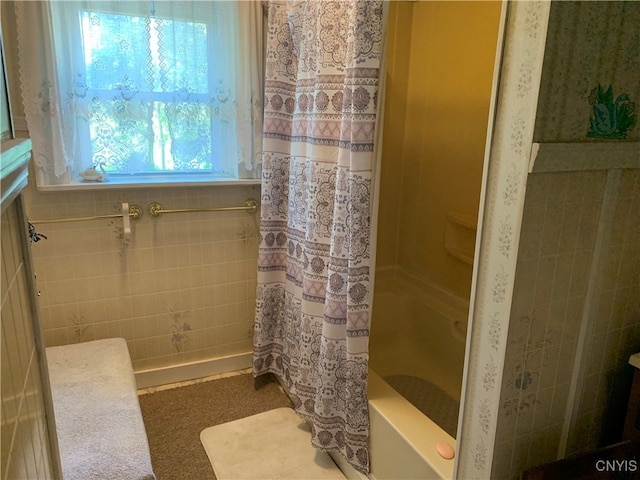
[134,352,253,389]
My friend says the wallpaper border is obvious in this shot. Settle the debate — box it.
[455,2,551,478]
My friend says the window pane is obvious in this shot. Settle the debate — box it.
[89,98,215,173]
[79,8,216,173]
[161,101,213,171]
[81,10,209,93]
[89,96,151,172]
[153,18,209,94]
[81,11,153,92]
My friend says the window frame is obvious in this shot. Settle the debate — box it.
[38,0,263,190]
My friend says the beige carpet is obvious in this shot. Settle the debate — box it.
[201,407,346,480]
[139,373,292,480]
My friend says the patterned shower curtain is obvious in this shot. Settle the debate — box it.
[253,0,384,473]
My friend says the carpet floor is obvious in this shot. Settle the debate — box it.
[138,372,293,480]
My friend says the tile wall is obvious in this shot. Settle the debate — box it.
[375,1,411,271]
[492,170,605,479]
[567,169,640,455]
[1,199,55,480]
[24,182,261,371]
[492,169,640,479]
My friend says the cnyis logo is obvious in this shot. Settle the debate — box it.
[595,459,638,473]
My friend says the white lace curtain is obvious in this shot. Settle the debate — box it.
[14,0,263,186]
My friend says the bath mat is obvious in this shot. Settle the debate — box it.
[200,407,346,480]
[385,374,460,438]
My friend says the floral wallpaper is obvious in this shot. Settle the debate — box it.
[489,1,640,477]
[534,1,640,142]
[586,85,636,140]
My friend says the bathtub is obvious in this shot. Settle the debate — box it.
[369,275,467,403]
[256,269,468,479]
[364,271,468,479]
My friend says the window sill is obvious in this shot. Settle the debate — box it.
[35,174,262,192]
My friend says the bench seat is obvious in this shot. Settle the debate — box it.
[46,338,155,480]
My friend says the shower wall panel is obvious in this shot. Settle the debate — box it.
[378,1,501,300]
[375,1,412,271]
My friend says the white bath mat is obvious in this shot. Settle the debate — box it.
[200,407,346,480]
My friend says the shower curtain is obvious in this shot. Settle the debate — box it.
[253,0,384,473]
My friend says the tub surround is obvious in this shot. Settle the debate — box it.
[366,268,467,477]
[377,2,504,478]
[370,268,468,403]
[378,1,502,301]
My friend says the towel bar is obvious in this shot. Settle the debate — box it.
[29,204,143,224]
[147,198,258,218]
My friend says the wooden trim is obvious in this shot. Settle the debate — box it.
[529,142,640,173]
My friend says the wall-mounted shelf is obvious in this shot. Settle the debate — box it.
[444,212,477,266]
[529,142,639,173]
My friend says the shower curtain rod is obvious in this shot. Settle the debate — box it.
[146,198,258,218]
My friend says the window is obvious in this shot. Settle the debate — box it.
[16,1,263,187]
[77,8,216,174]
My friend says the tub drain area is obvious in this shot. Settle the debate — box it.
[384,374,459,438]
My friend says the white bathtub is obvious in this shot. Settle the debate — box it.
[365,271,468,479]
[369,278,467,401]
[257,269,468,480]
